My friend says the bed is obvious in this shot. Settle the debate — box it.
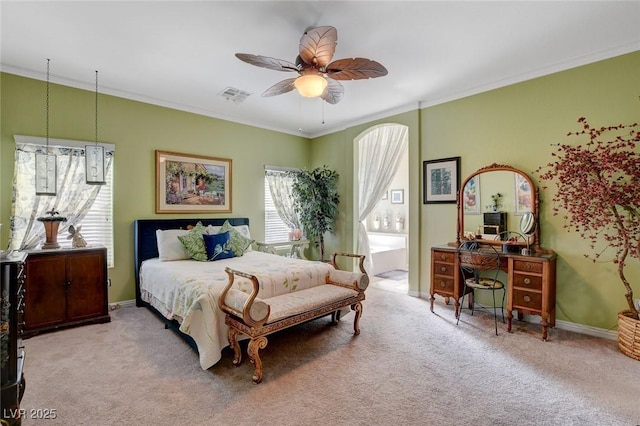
[134,218,340,369]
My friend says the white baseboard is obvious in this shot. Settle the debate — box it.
[417,291,618,341]
[526,315,618,341]
[109,299,136,310]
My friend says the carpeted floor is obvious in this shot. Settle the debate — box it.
[19,286,640,425]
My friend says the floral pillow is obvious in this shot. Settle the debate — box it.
[219,220,254,257]
[203,231,234,261]
[177,222,208,261]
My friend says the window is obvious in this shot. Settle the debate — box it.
[57,164,114,267]
[264,175,291,243]
[11,136,115,267]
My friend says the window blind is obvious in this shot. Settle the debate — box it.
[57,164,114,267]
[264,176,291,243]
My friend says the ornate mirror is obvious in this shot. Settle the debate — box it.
[456,163,540,252]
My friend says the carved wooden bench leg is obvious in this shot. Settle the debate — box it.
[330,310,340,324]
[248,336,268,384]
[228,327,242,367]
[352,302,363,335]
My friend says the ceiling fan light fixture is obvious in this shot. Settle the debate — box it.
[294,74,327,97]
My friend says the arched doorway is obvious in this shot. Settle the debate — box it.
[354,123,409,292]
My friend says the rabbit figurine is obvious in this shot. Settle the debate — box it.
[67,225,87,248]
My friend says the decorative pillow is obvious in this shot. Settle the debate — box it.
[156,229,189,261]
[328,269,370,291]
[224,289,269,323]
[203,232,234,261]
[232,224,253,251]
[205,224,221,235]
[219,220,254,257]
[177,222,207,261]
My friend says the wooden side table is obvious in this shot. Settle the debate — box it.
[23,246,110,338]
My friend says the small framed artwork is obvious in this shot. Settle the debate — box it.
[463,175,481,214]
[156,150,232,213]
[85,145,106,184]
[514,172,533,214]
[390,189,404,204]
[35,153,57,195]
[423,156,461,204]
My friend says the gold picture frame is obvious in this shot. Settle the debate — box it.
[156,150,232,213]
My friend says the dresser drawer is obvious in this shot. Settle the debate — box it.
[432,276,455,295]
[434,262,455,277]
[512,259,543,274]
[512,289,542,310]
[512,274,542,291]
[433,250,455,263]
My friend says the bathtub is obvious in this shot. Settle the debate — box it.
[367,232,407,276]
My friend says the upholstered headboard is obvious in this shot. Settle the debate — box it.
[133,217,250,306]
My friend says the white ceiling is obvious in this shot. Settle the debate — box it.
[2,1,639,138]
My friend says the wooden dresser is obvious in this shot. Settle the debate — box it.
[1,252,27,426]
[430,247,468,316]
[430,245,556,340]
[508,255,557,340]
[23,247,110,338]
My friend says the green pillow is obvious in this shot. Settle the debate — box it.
[219,220,254,257]
[177,222,207,261]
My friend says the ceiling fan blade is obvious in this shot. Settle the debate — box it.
[262,78,297,97]
[235,53,298,72]
[325,58,388,80]
[299,26,337,67]
[320,78,344,104]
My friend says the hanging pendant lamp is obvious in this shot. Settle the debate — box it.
[35,58,57,196]
[86,70,106,185]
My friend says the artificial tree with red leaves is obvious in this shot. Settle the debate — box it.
[537,116,640,320]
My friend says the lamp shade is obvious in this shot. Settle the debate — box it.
[294,74,328,97]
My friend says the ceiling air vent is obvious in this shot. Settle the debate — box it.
[218,87,251,104]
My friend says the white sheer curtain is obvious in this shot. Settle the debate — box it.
[357,124,409,272]
[265,167,301,231]
[10,142,113,250]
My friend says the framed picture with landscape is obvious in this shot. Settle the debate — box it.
[156,150,232,213]
[423,156,460,204]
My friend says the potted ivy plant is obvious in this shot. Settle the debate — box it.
[536,116,639,359]
[289,166,339,261]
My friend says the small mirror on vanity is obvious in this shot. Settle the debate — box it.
[456,163,541,253]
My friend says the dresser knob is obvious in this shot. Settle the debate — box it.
[440,254,446,260]
[524,278,531,285]
[440,281,446,288]
[524,295,531,303]
[525,263,532,271]
[440,266,446,273]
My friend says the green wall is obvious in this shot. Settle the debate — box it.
[2,50,639,331]
[1,73,310,302]
[314,51,639,330]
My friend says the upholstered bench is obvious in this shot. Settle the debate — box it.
[218,252,369,384]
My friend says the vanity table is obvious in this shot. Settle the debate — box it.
[429,163,557,340]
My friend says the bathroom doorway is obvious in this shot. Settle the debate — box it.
[354,123,409,293]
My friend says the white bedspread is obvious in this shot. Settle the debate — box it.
[139,251,335,369]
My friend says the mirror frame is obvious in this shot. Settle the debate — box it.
[456,163,540,252]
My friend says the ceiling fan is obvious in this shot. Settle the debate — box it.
[235,26,387,104]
